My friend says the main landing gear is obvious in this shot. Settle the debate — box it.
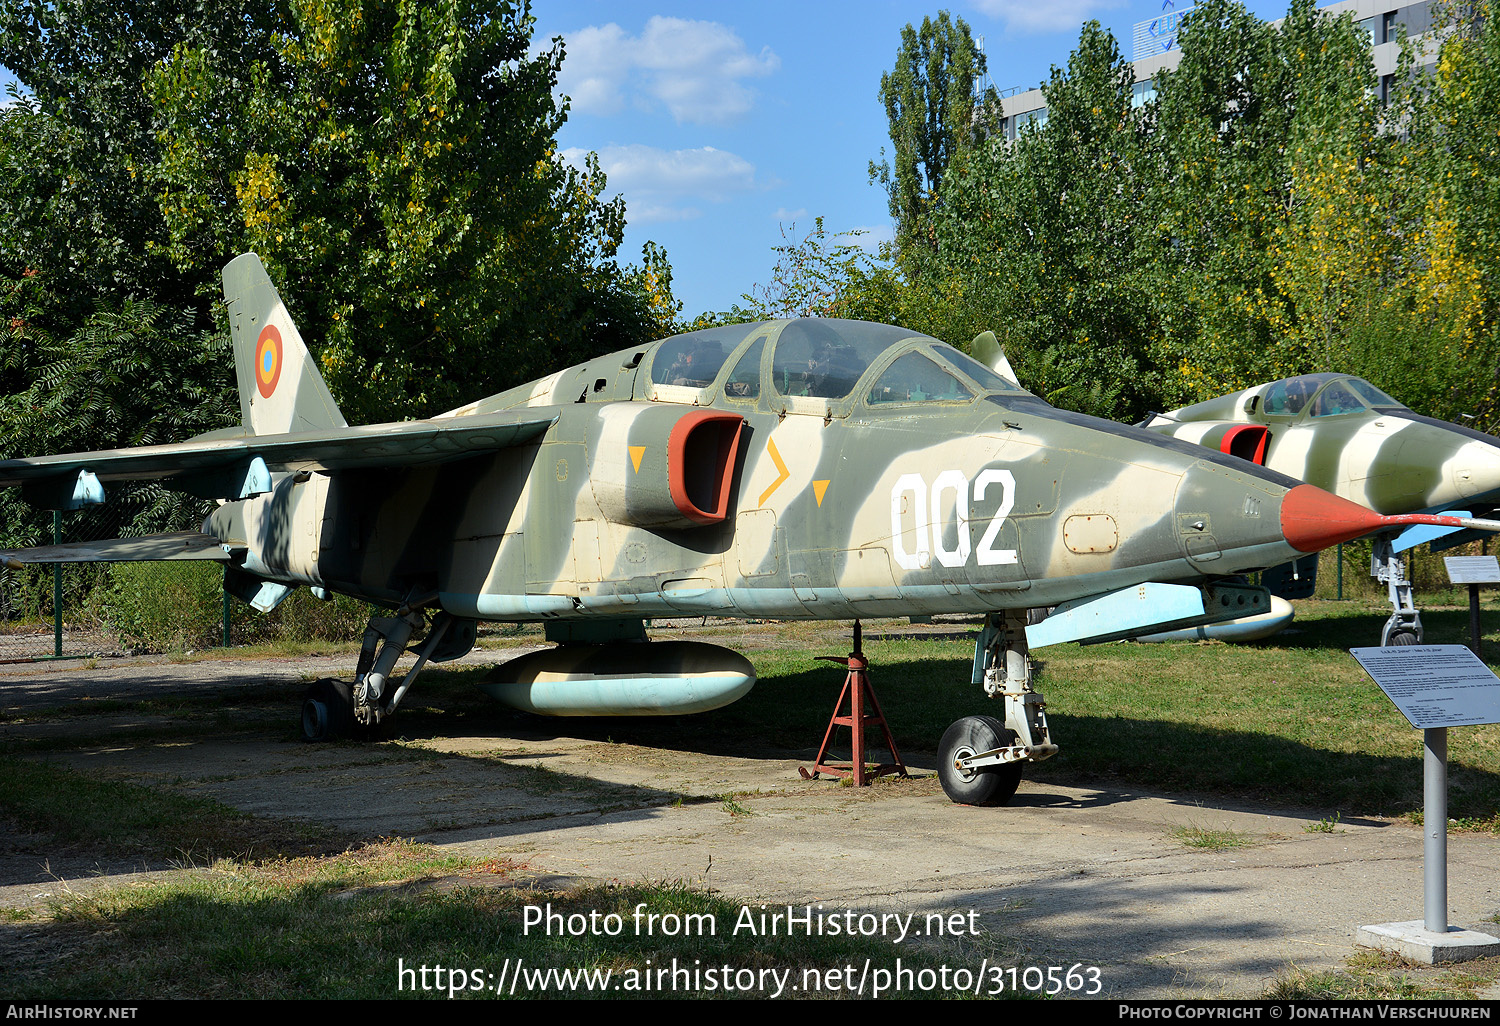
[301,609,475,740]
[937,611,1059,806]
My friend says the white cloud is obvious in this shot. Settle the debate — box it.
[563,144,761,224]
[772,207,808,223]
[847,223,896,254]
[971,0,1126,34]
[557,16,779,125]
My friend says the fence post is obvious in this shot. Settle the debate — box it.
[1337,542,1344,600]
[52,510,62,657]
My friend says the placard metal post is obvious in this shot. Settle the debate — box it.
[1423,726,1446,935]
[1443,555,1499,658]
[1349,645,1500,963]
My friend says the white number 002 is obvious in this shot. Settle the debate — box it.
[890,469,1017,571]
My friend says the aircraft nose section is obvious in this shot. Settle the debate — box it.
[1170,463,1431,572]
[1171,460,1316,572]
[1449,438,1500,503]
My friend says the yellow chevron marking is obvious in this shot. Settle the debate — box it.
[813,480,830,507]
[759,438,790,507]
[629,446,645,473]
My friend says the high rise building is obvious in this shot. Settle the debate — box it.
[997,1,1448,140]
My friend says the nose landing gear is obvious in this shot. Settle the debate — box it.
[937,610,1057,806]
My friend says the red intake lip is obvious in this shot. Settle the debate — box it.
[1280,483,1481,552]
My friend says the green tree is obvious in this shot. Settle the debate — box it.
[0,1,284,319]
[0,289,236,551]
[1143,0,1296,398]
[870,11,998,253]
[931,21,1159,419]
[148,0,647,423]
[1143,0,1486,421]
[1395,0,1500,422]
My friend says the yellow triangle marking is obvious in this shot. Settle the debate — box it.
[758,437,790,507]
[629,446,645,473]
[813,480,830,507]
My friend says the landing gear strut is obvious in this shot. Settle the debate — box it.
[301,610,461,740]
[1373,536,1423,646]
[937,611,1059,805]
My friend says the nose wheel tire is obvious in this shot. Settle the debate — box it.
[938,714,1024,806]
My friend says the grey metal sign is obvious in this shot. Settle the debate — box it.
[1444,555,1500,584]
[1350,645,1500,728]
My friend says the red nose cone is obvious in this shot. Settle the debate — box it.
[1280,485,1390,552]
[1280,483,1481,552]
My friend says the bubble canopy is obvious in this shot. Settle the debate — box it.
[647,319,1032,405]
[1260,374,1404,418]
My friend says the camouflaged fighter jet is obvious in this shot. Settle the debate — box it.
[1143,375,1500,646]
[1,256,1483,805]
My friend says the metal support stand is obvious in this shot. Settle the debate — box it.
[800,621,907,785]
[1352,645,1500,964]
[1357,724,1500,963]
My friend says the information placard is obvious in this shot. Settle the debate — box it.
[1350,645,1500,728]
[1444,555,1500,585]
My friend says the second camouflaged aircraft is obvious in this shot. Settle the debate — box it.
[1144,375,1500,645]
[0,255,1474,804]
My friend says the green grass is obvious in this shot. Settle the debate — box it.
[17,597,1498,824]
[3,841,1023,1000]
[5,599,1500,999]
[403,598,1500,823]
[1267,949,1500,1000]
[0,755,350,860]
[1169,824,1256,851]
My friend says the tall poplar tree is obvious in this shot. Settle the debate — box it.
[870,11,998,253]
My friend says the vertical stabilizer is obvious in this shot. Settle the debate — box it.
[222,253,348,435]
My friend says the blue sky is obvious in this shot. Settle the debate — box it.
[2,1,1291,319]
[538,0,1290,318]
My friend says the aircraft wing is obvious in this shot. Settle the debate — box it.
[0,409,559,507]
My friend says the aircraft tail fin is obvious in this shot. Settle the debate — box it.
[222,253,348,435]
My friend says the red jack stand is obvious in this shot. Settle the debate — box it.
[799,621,908,785]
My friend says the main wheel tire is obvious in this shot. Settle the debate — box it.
[938,714,1023,806]
[301,678,355,741]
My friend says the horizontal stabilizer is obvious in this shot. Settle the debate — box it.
[0,532,230,568]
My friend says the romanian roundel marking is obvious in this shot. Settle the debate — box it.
[254,324,283,399]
